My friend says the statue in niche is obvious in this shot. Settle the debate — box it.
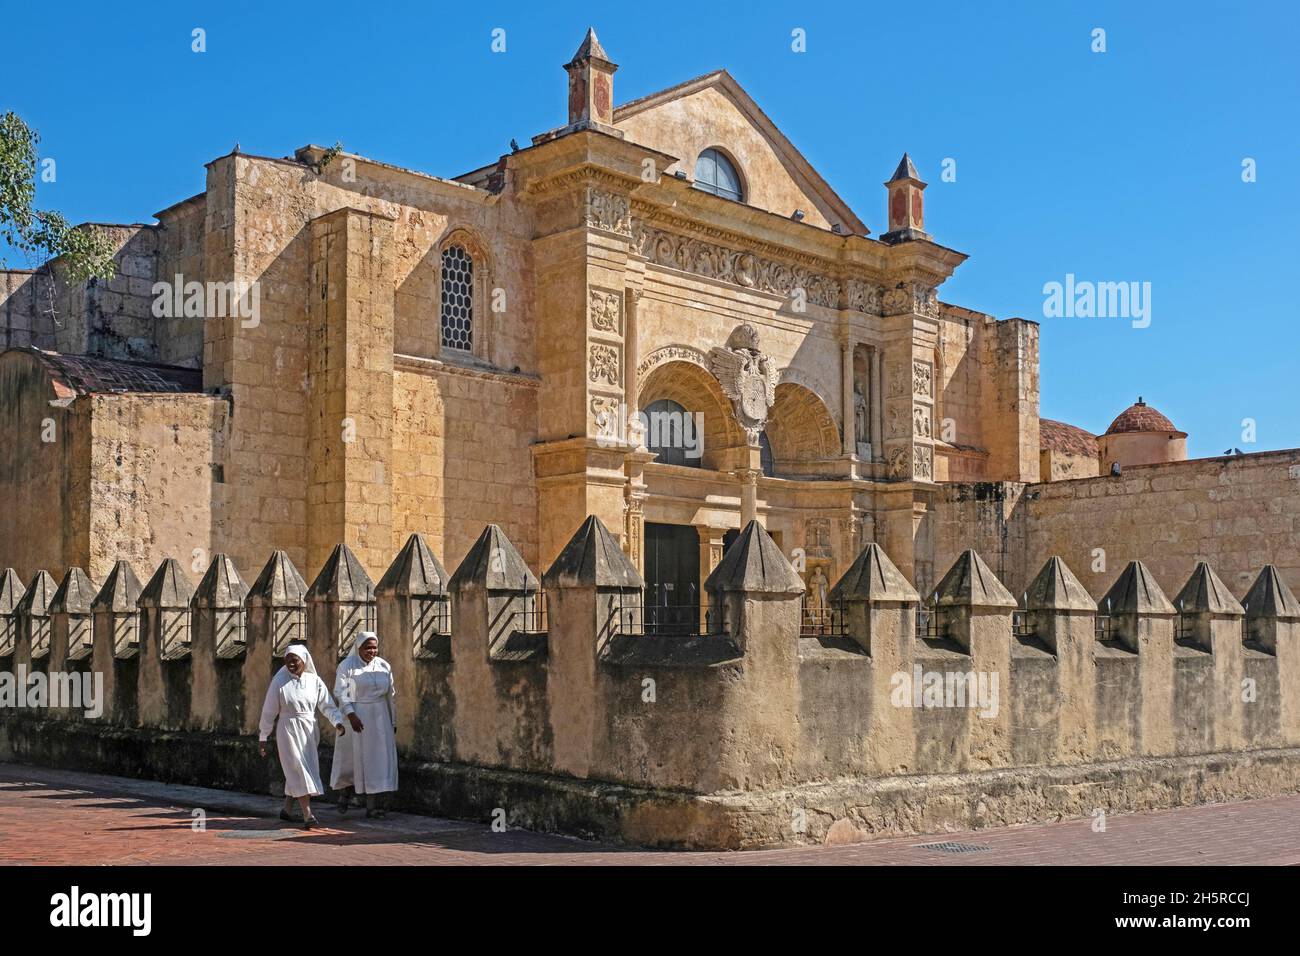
[805,566,831,633]
[853,346,871,459]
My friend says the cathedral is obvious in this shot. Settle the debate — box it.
[0,28,1293,627]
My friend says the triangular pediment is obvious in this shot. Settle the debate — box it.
[614,70,867,235]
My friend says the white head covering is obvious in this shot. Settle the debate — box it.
[281,642,317,676]
[357,631,379,651]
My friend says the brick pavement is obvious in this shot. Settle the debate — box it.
[1,762,1297,865]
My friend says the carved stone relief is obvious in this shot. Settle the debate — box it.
[888,446,909,479]
[631,222,840,308]
[589,288,622,334]
[585,188,631,236]
[589,344,620,385]
[709,324,778,444]
[805,517,832,558]
[888,363,909,398]
[847,279,883,315]
[882,281,940,319]
[913,404,932,439]
[912,361,933,399]
[914,444,934,481]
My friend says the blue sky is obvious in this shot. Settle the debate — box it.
[3,0,1297,457]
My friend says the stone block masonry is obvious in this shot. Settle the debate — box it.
[2,515,1299,850]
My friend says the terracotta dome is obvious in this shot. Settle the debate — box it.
[1104,398,1180,436]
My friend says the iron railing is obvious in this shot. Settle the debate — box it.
[517,590,548,634]
[1011,610,1032,639]
[800,598,846,637]
[609,587,729,636]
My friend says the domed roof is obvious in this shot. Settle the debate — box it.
[1105,398,1180,436]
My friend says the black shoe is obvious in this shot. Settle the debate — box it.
[338,798,349,815]
[279,809,295,822]
[302,816,319,830]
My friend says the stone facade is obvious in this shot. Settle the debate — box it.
[0,30,1297,846]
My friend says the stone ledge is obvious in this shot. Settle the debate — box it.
[4,716,1300,850]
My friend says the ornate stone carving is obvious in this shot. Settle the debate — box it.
[852,346,870,449]
[847,279,883,315]
[881,281,940,318]
[624,493,645,571]
[887,446,909,479]
[887,402,909,439]
[589,344,620,385]
[631,223,840,308]
[805,517,832,558]
[914,444,934,481]
[888,363,909,398]
[912,361,933,399]
[585,187,631,236]
[588,287,622,334]
[590,395,619,432]
[637,344,710,386]
[709,324,779,445]
[913,404,931,438]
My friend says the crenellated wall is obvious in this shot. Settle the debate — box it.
[2,514,1299,849]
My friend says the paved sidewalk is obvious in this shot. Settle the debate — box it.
[1,762,1297,865]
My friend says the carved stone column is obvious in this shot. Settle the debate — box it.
[696,524,726,625]
[624,287,643,448]
[840,339,854,457]
[623,490,646,573]
[738,463,760,528]
[870,347,884,461]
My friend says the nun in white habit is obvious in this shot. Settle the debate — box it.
[331,631,398,818]
[258,643,346,829]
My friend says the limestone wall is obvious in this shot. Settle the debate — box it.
[199,151,536,580]
[392,360,540,572]
[928,449,1300,602]
[0,270,56,350]
[153,195,207,368]
[4,517,1298,849]
[1018,450,1300,600]
[1,226,163,361]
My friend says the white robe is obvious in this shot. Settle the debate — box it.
[259,670,343,798]
[331,654,398,795]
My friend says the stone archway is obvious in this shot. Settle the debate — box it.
[764,382,840,471]
[638,359,746,471]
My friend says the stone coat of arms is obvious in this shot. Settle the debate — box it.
[709,324,778,445]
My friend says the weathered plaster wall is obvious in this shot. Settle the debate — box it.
[0,351,89,579]
[85,392,227,582]
[616,83,841,230]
